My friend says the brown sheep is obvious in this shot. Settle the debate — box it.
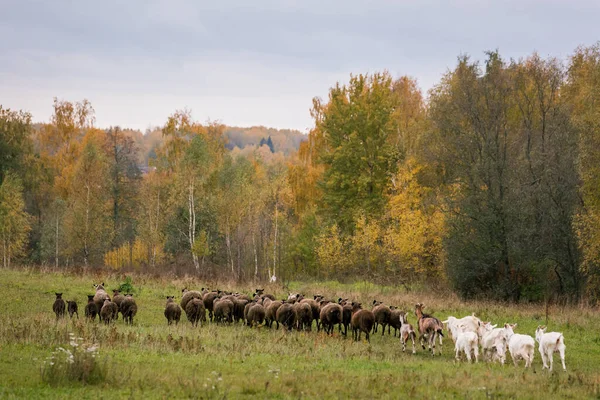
[120,294,137,325]
[185,298,206,327]
[100,298,118,324]
[233,297,249,323]
[85,295,98,320]
[300,298,321,331]
[276,302,295,331]
[254,289,275,301]
[53,293,66,319]
[180,288,203,310]
[202,291,220,322]
[319,303,343,335]
[414,303,444,356]
[164,296,182,325]
[93,283,109,315]
[213,298,234,324]
[112,290,125,318]
[388,306,403,337]
[293,302,313,331]
[266,300,283,328]
[338,298,352,336]
[350,302,375,342]
[372,300,391,336]
[247,303,266,327]
[67,300,78,319]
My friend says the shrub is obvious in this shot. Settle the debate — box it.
[40,333,106,385]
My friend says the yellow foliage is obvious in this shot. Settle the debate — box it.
[104,238,166,270]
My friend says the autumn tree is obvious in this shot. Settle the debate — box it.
[0,174,31,267]
[314,72,399,232]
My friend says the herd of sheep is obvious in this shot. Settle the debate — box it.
[52,284,567,372]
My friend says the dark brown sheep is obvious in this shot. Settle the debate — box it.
[84,295,97,320]
[185,298,206,327]
[254,289,275,301]
[112,290,125,318]
[233,297,249,323]
[53,293,66,319]
[100,298,118,324]
[300,298,320,330]
[350,302,375,342]
[372,300,391,336]
[202,291,220,322]
[276,302,295,331]
[293,302,312,331]
[67,300,78,319]
[213,298,234,324]
[338,298,352,336]
[265,300,283,328]
[120,294,137,325]
[388,306,403,337]
[319,303,343,335]
[164,296,182,325]
[180,289,203,310]
[93,283,109,315]
[247,303,266,327]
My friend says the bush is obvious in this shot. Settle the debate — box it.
[40,333,106,386]
[118,276,136,294]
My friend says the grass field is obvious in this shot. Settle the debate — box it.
[0,268,599,399]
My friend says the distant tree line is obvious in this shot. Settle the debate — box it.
[1,44,600,303]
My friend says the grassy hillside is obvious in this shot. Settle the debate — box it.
[0,268,598,399]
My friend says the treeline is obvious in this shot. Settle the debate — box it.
[2,44,600,303]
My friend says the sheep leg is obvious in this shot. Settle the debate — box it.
[382,323,386,336]
[547,350,553,371]
[474,346,479,363]
[366,330,370,343]
[411,334,416,354]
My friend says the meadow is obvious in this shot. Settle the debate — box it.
[0,268,599,399]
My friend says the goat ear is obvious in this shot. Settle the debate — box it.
[512,323,517,328]
[504,323,509,328]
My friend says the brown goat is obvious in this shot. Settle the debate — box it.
[350,303,375,342]
[53,293,66,319]
[165,296,182,325]
[414,303,444,356]
[399,311,417,354]
[185,298,206,327]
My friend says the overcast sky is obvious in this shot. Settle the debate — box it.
[1,0,598,132]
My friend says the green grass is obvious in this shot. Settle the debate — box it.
[1,268,599,399]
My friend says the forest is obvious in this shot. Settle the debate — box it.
[1,45,600,303]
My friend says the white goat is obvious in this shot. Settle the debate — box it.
[481,323,512,363]
[443,314,483,342]
[502,323,535,368]
[454,324,479,363]
[535,326,566,371]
